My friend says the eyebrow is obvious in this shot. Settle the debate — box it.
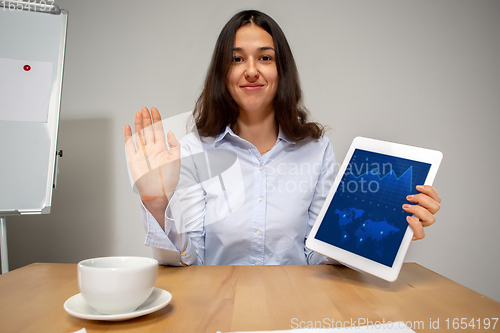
[232,46,275,52]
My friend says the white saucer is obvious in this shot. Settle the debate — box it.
[64,288,172,321]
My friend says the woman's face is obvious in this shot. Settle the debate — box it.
[226,24,278,117]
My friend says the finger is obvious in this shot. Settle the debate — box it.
[166,131,180,159]
[416,185,441,204]
[124,125,137,154]
[403,204,436,227]
[407,216,425,240]
[151,107,166,144]
[141,107,155,145]
[134,112,146,149]
[406,193,440,215]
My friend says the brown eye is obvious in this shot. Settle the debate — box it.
[261,55,272,61]
[233,56,243,63]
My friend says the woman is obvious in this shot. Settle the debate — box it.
[124,10,441,266]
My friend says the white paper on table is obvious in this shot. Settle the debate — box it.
[218,321,416,333]
[0,57,53,122]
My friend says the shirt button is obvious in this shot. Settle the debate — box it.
[256,230,261,236]
[258,197,263,202]
[259,165,263,171]
[254,262,259,265]
[181,251,186,256]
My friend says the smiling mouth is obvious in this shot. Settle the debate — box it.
[240,84,264,91]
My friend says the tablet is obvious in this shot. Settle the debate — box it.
[306,137,443,282]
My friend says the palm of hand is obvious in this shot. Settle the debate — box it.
[125,108,180,198]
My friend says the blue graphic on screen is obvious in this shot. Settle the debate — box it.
[315,149,431,267]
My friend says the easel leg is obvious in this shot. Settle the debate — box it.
[1,216,8,274]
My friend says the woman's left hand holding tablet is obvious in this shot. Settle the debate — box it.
[403,185,441,240]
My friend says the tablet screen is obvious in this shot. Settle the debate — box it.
[315,149,431,267]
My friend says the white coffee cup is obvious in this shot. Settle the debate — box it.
[77,256,158,314]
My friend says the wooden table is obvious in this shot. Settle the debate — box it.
[0,263,499,332]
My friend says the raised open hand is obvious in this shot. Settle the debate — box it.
[124,107,180,201]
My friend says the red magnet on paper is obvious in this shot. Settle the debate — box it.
[24,65,31,71]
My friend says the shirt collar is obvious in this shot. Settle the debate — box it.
[214,125,296,145]
[277,126,295,144]
[214,126,236,143]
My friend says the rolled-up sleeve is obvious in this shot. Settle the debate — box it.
[141,135,208,266]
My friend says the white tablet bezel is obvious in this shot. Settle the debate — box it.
[306,137,443,282]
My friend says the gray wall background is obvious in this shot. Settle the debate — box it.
[5,0,500,302]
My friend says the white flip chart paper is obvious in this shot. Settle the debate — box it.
[0,57,53,123]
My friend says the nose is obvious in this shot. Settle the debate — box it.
[244,58,259,81]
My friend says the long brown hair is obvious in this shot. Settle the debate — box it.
[194,10,324,141]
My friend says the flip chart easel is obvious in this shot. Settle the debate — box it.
[0,1,68,273]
